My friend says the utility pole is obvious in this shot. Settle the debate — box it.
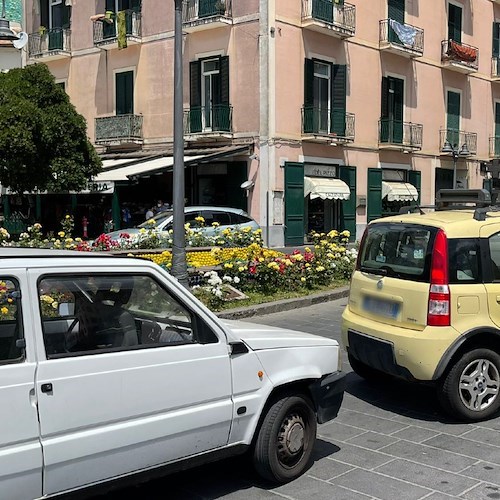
[171,0,188,287]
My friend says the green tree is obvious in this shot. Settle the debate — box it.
[0,64,101,193]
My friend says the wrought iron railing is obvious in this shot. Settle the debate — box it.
[184,104,233,134]
[490,137,500,157]
[379,119,423,149]
[93,9,142,45]
[440,129,477,155]
[441,39,479,71]
[28,28,71,57]
[183,0,233,22]
[95,114,143,143]
[301,0,355,35]
[379,19,424,55]
[301,107,355,140]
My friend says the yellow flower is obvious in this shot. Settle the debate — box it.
[301,277,306,282]
[212,221,220,227]
[65,215,71,219]
[0,307,8,315]
[58,231,65,238]
[195,216,205,223]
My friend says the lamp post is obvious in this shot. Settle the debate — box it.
[171,0,188,288]
[0,0,19,41]
[441,139,471,189]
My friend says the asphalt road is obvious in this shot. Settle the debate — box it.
[95,298,500,500]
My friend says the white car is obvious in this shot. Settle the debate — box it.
[0,248,345,499]
[105,206,261,244]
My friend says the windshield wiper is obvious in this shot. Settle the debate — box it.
[360,265,387,276]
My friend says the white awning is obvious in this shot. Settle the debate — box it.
[304,177,351,201]
[382,181,418,202]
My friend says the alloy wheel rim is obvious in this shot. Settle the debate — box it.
[459,358,500,412]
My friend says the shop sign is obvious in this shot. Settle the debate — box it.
[84,181,115,194]
[304,164,337,178]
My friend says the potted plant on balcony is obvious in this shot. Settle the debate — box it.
[38,25,47,36]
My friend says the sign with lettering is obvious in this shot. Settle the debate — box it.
[84,181,115,194]
[304,164,338,178]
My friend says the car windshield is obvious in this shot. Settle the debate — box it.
[359,223,436,281]
[137,211,173,228]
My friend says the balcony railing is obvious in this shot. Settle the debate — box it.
[379,19,424,57]
[184,104,233,134]
[183,0,233,27]
[93,9,141,47]
[378,119,423,150]
[28,28,71,59]
[95,114,143,145]
[301,107,355,142]
[301,0,356,37]
[440,129,477,155]
[490,137,500,157]
[441,40,479,72]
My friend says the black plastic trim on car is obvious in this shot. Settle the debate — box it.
[432,326,500,380]
[309,371,346,424]
[347,329,415,381]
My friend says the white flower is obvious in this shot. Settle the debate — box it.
[233,276,240,284]
[213,287,223,298]
[223,275,233,282]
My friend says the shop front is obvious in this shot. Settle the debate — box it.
[284,162,356,246]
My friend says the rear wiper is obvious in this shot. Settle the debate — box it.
[360,266,387,276]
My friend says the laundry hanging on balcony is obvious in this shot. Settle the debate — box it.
[447,40,477,63]
[117,10,127,49]
[389,19,416,47]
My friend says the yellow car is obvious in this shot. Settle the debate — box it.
[342,189,500,422]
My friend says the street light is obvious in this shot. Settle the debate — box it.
[441,139,470,189]
[0,0,18,41]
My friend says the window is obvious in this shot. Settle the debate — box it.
[38,274,217,358]
[495,102,500,157]
[231,213,253,225]
[446,90,461,147]
[0,278,23,364]
[115,71,134,115]
[40,0,71,30]
[448,3,462,43]
[448,239,481,283]
[206,211,230,225]
[189,56,230,132]
[493,22,500,60]
[387,0,405,43]
[380,76,404,144]
[489,234,500,281]
[303,59,347,136]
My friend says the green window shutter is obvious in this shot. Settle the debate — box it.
[40,0,49,27]
[392,77,404,143]
[219,56,230,105]
[331,64,347,136]
[106,0,115,12]
[339,166,356,241]
[115,71,134,115]
[448,4,462,43]
[367,168,383,222]
[495,103,500,156]
[189,60,202,133]
[284,162,305,246]
[408,170,421,204]
[493,23,500,58]
[446,90,460,147]
[380,76,390,142]
[61,5,71,29]
[388,0,405,23]
[303,59,315,134]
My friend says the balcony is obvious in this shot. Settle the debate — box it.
[93,9,141,50]
[28,28,71,61]
[378,119,423,151]
[184,104,233,140]
[95,115,143,146]
[301,107,355,144]
[441,40,479,73]
[440,129,477,156]
[182,0,233,33]
[301,0,355,38]
[379,19,423,58]
[490,137,500,158]
[492,57,500,80]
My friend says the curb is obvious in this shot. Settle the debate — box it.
[216,286,350,320]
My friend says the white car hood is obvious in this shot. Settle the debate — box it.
[222,319,337,350]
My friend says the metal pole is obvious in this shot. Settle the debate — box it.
[171,0,188,287]
[452,151,457,189]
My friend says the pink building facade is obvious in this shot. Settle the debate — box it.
[23,0,500,244]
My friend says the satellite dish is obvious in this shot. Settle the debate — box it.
[240,180,255,190]
[13,32,28,50]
